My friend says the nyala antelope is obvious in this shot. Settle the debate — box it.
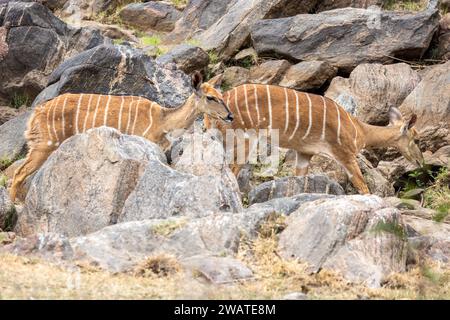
[10,72,233,201]
[205,83,424,194]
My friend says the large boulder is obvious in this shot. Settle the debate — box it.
[196,0,317,59]
[0,24,7,61]
[251,7,439,72]
[279,61,337,91]
[17,127,166,237]
[399,61,450,152]
[120,130,243,221]
[32,44,192,108]
[325,63,421,125]
[248,175,345,205]
[279,195,408,287]
[0,111,31,160]
[437,13,450,60]
[0,186,15,231]
[316,0,383,12]
[156,44,209,74]
[0,1,109,104]
[119,2,181,32]
[248,60,291,85]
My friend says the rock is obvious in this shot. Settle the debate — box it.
[436,13,450,60]
[0,106,21,125]
[251,7,439,72]
[279,61,337,91]
[119,1,181,32]
[234,47,257,62]
[325,63,420,125]
[222,67,250,88]
[17,127,166,237]
[156,44,209,74]
[70,214,244,272]
[247,193,337,216]
[404,215,450,266]
[196,0,315,59]
[33,44,192,109]
[248,175,345,205]
[0,186,15,231]
[0,111,31,160]
[354,154,395,197]
[279,195,408,287]
[0,1,109,104]
[0,25,7,61]
[165,0,238,43]
[400,61,450,152]
[79,20,139,43]
[249,60,291,85]
[53,0,122,22]
[181,255,253,284]
[316,0,383,12]
[120,130,242,221]
[282,292,308,300]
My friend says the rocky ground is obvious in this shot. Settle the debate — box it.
[0,0,449,299]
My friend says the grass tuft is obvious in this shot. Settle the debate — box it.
[10,93,29,109]
[151,219,187,237]
[371,220,407,240]
[135,254,181,277]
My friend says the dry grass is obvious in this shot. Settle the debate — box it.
[383,0,429,11]
[1,218,449,299]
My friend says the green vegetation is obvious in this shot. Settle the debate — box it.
[185,38,201,47]
[0,174,7,188]
[151,219,187,237]
[139,35,167,57]
[371,220,407,240]
[170,0,188,9]
[141,35,162,47]
[10,92,29,109]
[208,51,220,65]
[0,156,14,171]
[424,167,450,222]
[383,0,428,11]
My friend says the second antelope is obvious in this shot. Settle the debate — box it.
[205,83,424,194]
[10,72,233,202]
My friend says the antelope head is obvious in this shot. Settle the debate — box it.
[192,72,233,123]
[388,107,424,167]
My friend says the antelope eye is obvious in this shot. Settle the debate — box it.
[206,96,216,101]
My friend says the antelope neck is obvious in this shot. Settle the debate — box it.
[160,94,199,132]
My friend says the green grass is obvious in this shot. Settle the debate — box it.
[141,35,162,47]
[424,167,450,222]
[10,93,29,109]
[185,38,201,47]
[371,221,407,240]
[0,174,7,188]
[170,0,188,9]
[208,51,220,65]
[383,0,428,11]
[151,219,187,237]
[0,156,14,171]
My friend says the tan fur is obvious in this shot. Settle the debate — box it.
[205,84,423,194]
[10,80,230,202]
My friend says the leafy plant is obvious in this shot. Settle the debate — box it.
[208,51,220,65]
[424,167,450,222]
[10,93,29,109]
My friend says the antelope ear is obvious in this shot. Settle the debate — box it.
[207,73,223,89]
[408,114,417,129]
[191,71,203,91]
[389,107,403,126]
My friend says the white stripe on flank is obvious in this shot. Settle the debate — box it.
[266,85,273,129]
[244,85,254,127]
[234,88,244,125]
[92,95,102,128]
[118,96,125,132]
[131,97,141,134]
[142,102,154,137]
[103,95,112,126]
[52,96,61,143]
[46,97,57,142]
[61,95,68,139]
[75,94,84,134]
[346,111,359,150]
[288,91,300,141]
[284,87,289,134]
[126,97,134,134]
[253,84,260,126]
[334,101,342,145]
[82,94,93,133]
[302,93,313,140]
[320,96,327,141]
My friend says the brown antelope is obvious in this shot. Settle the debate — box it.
[9,72,233,201]
[205,83,424,194]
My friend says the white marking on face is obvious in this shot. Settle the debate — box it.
[289,91,300,141]
[302,93,312,140]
